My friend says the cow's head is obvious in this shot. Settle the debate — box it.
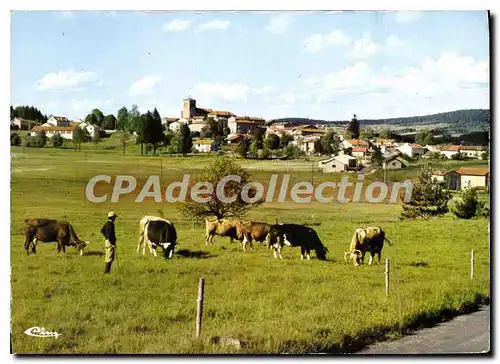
[162,242,177,259]
[76,241,90,256]
[266,227,280,249]
[350,250,363,266]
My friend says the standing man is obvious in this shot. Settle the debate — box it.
[101,211,118,274]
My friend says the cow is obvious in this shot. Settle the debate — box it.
[266,224,328,260]
[344,226,391,266]
[204,217,243,247]
[137,215,169,255]
[143,219,178,259]
[240,221,272,251]
[24,218,90,256]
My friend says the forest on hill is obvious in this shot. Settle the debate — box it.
[270,109,490,129]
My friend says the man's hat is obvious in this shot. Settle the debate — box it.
[108,211,118,218]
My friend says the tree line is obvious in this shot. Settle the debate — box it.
[10,105,47,123]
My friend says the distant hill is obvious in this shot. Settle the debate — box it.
[269,109,490,129]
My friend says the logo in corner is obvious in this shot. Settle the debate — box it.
[24,326,60,339]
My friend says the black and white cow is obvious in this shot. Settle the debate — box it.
[144,219,178,259]
[266,223,328,260]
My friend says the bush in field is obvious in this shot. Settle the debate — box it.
[10,133,21,146]
[51,134,64,148]
[400,165,452,220]
[452,187,489,219]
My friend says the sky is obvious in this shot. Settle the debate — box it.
[10,10,490,121]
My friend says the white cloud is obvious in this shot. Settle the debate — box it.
[302,29,351,53]
[265,14,294,35]
[349,35,381,59]
[395,11,423,23]
[162,19,192,32]
[35,69,100,91]
[325,11,343,14]
[252,86,275,95]
[274,52,488,119]
[71,99,114,117]
[198,20,230,31]
[191,82,250,101]
[385,35,404,47]
[128,76,163,96]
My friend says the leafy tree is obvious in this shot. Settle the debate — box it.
[415,129,434,145]
[178,158,263,220]
[371,147,384,167]
[481,150,489,160]
[252,127,265,149]
[346,114,360,139]
[91,109,104,127]
[116,131,133,156]
[10,132,21,146]
[37,131,47,148]
[92,134,101,148]
[73,127,90,151]
[117,107,129,131]
[379,128,392,138]
[280,134,293,148]
[236,138,249,158]
[127,105,141,134]
[320,130,341,155]
[102,114,117,130]
[451,187,486,219]
[400,165,452,220]
[135,113,150,156]
[10,106,15,121]
[265,134,280,150]
[178,123,193,156]
[84,112,98,125]
[359,127,375,140]
[51,134,64,148]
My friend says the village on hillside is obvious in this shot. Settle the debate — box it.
[10,97,489,191]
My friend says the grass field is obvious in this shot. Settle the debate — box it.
[10,146,490,354]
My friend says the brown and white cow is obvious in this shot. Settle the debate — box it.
[344,226,391,266]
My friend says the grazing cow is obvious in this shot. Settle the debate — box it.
[266,224,328,260]
[344,226,391,266]
[24,218,90,256]
[144,219,178,259]
[204,218,243,247]
[137,215,169,255]
[240,221,272,251]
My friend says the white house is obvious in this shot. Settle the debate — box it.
[342,139,368,150]
[351,146,368,158]
[292,135,319,155]
[189,121,209,134]
[169,120,187,132]
[318,153,357,173]
[192,139,214,153]
[30,125,77,140]
[438,145,461,159]
[78,122,99,139]
[396,143,425,158]
[460,146,487,159]
[433,168,489,191]
[47,116,71,127]
[228,116,266,134]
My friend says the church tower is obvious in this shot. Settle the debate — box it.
[182,97,197,119]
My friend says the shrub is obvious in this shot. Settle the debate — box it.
[400,165,452,220]
[452,187,489,219]
[51,134,64,148]
[10,133,21,146]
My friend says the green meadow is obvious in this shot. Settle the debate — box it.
[10,146,490,354]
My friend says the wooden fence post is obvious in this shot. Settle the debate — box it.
[196,277,205,338]
[385,259,390,296]
[471,250,475,281]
